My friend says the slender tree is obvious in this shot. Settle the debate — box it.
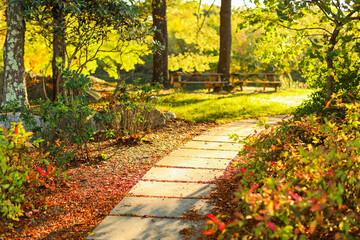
[51,3,66,101]
[217,0,231,82]
[152,0,170,88]
[1,0,28,107]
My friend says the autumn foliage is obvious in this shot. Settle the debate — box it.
[203,92,360,239]
[0,123,61,221]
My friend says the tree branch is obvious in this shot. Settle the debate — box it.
[277,22,332,35]
[313,0,336,22]
[109,68,136,106]
[196,0,215,37]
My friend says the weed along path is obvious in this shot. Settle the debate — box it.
[87,116,287,240]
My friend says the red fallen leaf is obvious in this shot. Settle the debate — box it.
[47,164,52,174]
[254,215,265,221]
[249,172,255,176]
[37,166,45,177]
[206,214,219,224]
[309,220,317,234]
[240,167,247,174]
[233,212,244,219]
[334,232,341,240]
[14,125,18,134]
[279,177,286,184]
[218,222,225,231]
[249,184,259,194]
[325,101,329,108]
[202,229,216,235]
[267,221,276,232]
[290,193,302,202]
[254,129,257,134]
[310,203,321,211]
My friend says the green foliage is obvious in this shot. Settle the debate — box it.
[242,0,360,97]
[35,69,95,163]
[106,79,162,138]
[0,69,96,164]
[18,0,156,78]
[0,123,53,221]
[167,1,220,71]
[296,89,360,117]
[295,90,328,117]
[204,93,360,239]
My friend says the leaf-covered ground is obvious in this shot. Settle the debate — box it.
[0,120,218,240]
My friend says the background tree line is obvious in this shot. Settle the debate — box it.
[1,0,359,106]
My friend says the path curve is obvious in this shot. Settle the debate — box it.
[87,116,288,240]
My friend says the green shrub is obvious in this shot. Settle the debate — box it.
[0,72,161,165]
[295,90,360,118]
[294,90,327,117]
[104,78,161,138]
[0,69,96,164]
[0,123,55,221]
[203,94,360,239]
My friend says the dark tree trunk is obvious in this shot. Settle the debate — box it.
[1,0,28,107]
[152,0,170,89]
[217,0,232,82]
[52,4,66,101]
[326,26,341,99]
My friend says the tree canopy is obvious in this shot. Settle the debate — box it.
[241,0,360,97]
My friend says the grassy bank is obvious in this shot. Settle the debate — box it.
[154,88,312,123]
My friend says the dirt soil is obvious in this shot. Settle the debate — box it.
[0,120,218,240]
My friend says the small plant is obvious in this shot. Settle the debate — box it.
[0,123,55,220]
[203,93,360,239]
[105,78,161,139]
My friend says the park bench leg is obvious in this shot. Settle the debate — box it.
[263,84,266,91]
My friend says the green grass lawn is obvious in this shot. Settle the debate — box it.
[154,88,313,123]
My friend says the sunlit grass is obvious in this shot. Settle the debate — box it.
[154,88,313,123]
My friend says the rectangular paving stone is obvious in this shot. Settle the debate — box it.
[170,149,238,159]
[142,167,224,182]
[203,126,253,135]
[87,216,200,240]
[224,119,257,126]
[110,197,213,217]
[227,127,263,136]
[208,125,264,136]
[192,135,237,142]
[266,117,284,125]
[156,156,232,169]
[183,141,243,151]
[129,181,215,198]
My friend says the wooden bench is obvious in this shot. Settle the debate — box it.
[171,72,228,91]
[231,73,281,92]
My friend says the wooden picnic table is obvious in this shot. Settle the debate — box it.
[171,72,228,91]
[231,73,281,91]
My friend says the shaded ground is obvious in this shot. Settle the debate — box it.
[0,120,218,240]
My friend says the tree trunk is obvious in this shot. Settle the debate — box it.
[1,0,28,107]
[326,26,340,99]
[152,0,170,89]
[217,0,232,82]
[326,23,343,99]
[52,4,66,101]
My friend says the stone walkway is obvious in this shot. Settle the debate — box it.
[87,116,286,240]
